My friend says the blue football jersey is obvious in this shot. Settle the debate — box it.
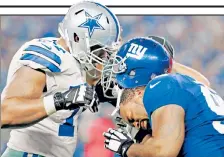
[143,73,224,157]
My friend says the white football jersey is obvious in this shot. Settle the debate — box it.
[6,37,86,157]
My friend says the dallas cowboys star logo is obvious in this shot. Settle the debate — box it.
[78,11,105,38]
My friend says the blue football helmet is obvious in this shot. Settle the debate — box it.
[101,37,172,98]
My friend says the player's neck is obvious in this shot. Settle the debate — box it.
[57,37,69,52]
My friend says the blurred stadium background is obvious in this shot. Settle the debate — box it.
[1,16,224,157]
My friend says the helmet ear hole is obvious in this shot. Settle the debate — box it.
[129,70,136,77]
[74,33,79,42]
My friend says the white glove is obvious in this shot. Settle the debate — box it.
[103,128,134,157]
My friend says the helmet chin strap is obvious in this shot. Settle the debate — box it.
[111,88,124,116]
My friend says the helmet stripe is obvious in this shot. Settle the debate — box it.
[92,2,120,42]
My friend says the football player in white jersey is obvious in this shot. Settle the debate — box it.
[1,1,121,157]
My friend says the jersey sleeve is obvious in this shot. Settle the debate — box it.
[18,39,62,73]
[143,74,190,118]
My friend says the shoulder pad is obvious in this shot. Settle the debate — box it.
[143,74,187,116]
[18,38,67,73]
[144,74,175,98]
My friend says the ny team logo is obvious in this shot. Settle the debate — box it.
[126,43,147,60]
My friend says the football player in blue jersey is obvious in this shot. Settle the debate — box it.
[101,35,210,100]
[102,37,224,157]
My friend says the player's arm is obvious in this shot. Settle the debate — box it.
[126,104,185,157]
[104,76,187,157]
[1,66,48,128]
[172,61,210,87]
[1,66,98,128]
[104,105,185,157]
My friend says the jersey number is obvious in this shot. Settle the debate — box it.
[200,85,224,134]
[58,108,80,137]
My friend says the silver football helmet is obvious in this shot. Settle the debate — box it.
[58,1,121,78]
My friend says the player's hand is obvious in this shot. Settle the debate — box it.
[115,116,127,128]
[103,128,134,157]
[53,84,99,113]
[115,116,151,143]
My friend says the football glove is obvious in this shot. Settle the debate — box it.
[115,116,139,140]
[103,128,134,157]
[53,84,99,113]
